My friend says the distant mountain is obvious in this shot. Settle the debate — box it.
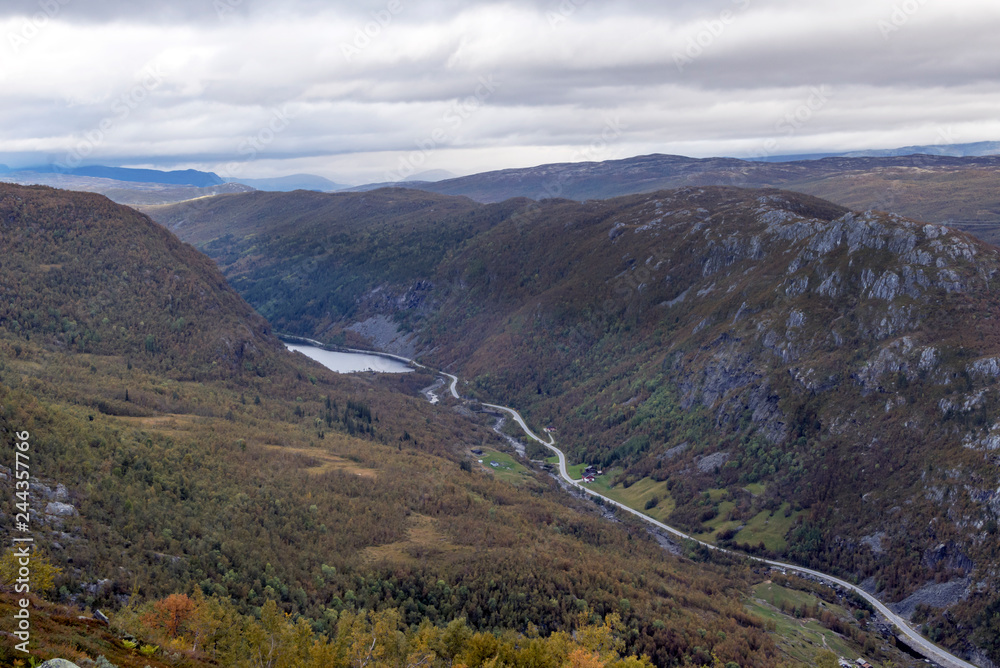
[18,164,224,187]
[404,169,457,182]
[1,170,254,206]
[842,140,1000,158]
[148,185,1000,664]
[372,153,1000,243]
[226,173,346,192]
[746,141,1000,162]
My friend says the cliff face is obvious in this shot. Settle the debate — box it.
[411,187,1000,648]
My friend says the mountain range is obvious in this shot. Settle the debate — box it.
[2,181,857,668]
[150,184,1000,664]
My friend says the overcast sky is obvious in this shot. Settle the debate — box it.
[1,0,999,184]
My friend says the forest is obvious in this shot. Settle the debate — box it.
[1,184,799,666]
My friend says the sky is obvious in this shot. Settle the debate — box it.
[1,0,999,184]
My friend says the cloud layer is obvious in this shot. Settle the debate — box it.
[2,0,999,183]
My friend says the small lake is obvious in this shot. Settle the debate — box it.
[285,343,413,374]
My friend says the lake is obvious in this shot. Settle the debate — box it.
[285,343,413,374]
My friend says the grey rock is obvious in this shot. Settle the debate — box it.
[786,310,806,329]
[696,451,730,473]
[889,577,971,619]
[662,442,690,459]
[39,660,83,668]
[45,501,77,517]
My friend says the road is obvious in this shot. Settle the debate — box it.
[280,335,977,667]
[473,395,976,668]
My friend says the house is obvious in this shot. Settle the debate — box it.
[471,448,484,455]
[582,476,595,483]
[855,659,872,668]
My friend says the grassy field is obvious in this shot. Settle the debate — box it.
[476,448,533,485]
[587,474,678,524]
[747,582,860,665]
[732,503,803,553]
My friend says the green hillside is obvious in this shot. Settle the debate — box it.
[149,185,1000,663]
[0,184,807,667]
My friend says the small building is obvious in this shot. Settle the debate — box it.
[472,448,484,455]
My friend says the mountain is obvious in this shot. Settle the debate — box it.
[1,170,254,206]
[149,185,1000,664]
[842,140,1000,158]
[225,173,347,192]
[0,182,822,667]
[367,153,1000,243]
[404,169,458,182]
[0,183,280,379]
[748,140,1000,162]
[145,188,501,352]
[19,164,224,187]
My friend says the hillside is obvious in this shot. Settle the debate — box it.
[150,185,1000,664]
[0,183,815,667]
[374,153,1000,243]
[146,188,522,353]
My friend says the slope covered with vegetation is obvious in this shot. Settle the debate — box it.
[0,184,812,667]
[150,185,1000,663]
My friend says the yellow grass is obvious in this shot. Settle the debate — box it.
[363,514,465,564]
[262,444,378,478]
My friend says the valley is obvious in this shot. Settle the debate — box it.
[147,183,1000,665]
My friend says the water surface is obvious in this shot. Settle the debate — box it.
[286,343,413,374]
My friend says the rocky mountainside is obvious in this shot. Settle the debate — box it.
[150,185,1000,662]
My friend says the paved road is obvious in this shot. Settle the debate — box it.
[280,335,978,668]
[475,396,976,668]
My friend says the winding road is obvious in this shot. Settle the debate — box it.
[280,335,976,668]
[472,393,976,668]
